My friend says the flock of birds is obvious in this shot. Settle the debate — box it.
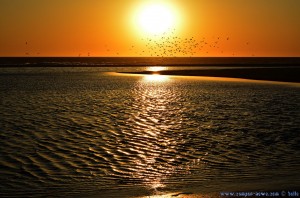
[130,29,230,57]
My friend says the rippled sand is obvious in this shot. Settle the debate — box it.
[0,69,299,197]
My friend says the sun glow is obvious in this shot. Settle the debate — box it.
[134,2,179,36]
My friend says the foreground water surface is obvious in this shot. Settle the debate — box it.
[0,67,299,197]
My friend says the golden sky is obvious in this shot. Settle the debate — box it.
[0,0,299,57]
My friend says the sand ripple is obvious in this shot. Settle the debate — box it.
[0,72,299,197]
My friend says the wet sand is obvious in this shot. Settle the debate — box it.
[121,67,300,83]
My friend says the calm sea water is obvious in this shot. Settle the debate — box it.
[0,58,300,197]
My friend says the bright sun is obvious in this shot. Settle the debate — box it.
[135,3,177,35]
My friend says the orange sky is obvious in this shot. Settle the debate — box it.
[0,0,299,57]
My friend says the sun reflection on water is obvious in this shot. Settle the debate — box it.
[143,74,169,82]
[127,75,185,193]
[146,66,167,72]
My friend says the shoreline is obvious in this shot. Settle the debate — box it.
[1,57,300,67]
[120,67,300,83]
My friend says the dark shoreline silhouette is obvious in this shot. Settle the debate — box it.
[121,67,300,83]
[1,57,300,67]
[1,57,299,82]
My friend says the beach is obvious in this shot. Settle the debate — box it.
[0,58,300,197]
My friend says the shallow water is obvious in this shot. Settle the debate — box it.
[0,67,299,197]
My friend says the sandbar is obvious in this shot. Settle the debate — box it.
[121,67,300,83]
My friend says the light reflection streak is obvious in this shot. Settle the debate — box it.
[146,66,168,72]
[128,75,183,192]
[143,74,169,82]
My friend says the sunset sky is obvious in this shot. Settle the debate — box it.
[0,0,299,57]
